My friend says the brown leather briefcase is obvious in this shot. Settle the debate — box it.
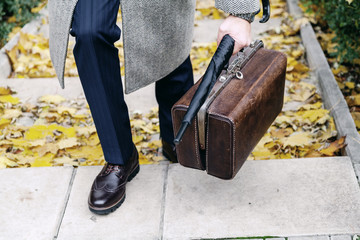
[172,40,287,180]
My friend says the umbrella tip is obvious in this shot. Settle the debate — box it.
[173,122,190,145]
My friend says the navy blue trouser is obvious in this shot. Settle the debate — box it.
[70,0,193,164]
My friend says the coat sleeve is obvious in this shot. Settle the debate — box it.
[215,0,260,21]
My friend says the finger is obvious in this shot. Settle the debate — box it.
[232,38,247,55]
[217,31,224,46]
[232,42,242,55]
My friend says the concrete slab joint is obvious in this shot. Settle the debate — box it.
[354,164,360,182]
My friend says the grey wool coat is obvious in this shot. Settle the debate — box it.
[48,0,260,94]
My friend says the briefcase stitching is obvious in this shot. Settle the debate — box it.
[193,116,202,169]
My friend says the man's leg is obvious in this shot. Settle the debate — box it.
[155,56,194,161]
[71,0,138,215]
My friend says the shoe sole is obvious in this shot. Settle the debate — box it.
[88,164,140,215]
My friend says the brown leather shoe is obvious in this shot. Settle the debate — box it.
[162,139,178,163]
[88,145,139,215]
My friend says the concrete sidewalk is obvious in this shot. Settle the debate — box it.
[1,157,360,239]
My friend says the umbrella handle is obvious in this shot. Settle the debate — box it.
[260,0,270,23]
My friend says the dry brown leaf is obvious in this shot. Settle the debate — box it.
[33,143,59,157]
[351,112,360,129]
[270,128,294,139]
[346,95,360,107]
[319,136,346,156]
[0,87,13,95]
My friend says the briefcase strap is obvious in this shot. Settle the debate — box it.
[197,40,264,149]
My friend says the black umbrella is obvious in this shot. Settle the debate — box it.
[174,34,235,144]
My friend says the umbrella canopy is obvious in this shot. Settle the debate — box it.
[174,34,235,144]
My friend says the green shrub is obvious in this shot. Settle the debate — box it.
[301,0,360,64]
[0,0,42,48]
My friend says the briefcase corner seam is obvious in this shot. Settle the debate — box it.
[207,112,235,178]
[172,104,202,169]
[193,116,202,169]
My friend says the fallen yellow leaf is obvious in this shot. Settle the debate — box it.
[0,95,20,104]
[38,95,66,104]
[31,153,54,167]
[57,138,80,149]
[0,156,18,167]
[0,119,11,128]
[283,132,313,147]
[1,109,22,119]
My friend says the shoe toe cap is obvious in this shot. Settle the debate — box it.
[89,188,125,208]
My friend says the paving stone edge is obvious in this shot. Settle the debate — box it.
[159,163,170,240]
[53,167,77,239]
[286,0,360,180]
[0,8,47,80]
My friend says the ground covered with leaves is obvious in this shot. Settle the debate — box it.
[0,0,46,48]
[0,89,164,168]
[249,14,346,159]
[0,0,346,168]
[298,3,360,135]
